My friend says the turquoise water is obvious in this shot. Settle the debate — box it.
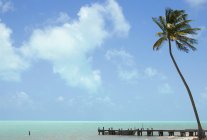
[0,121,206,140]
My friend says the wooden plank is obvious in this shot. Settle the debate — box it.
[98,127,207,137]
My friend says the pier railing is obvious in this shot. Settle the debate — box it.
[98,127,207,137]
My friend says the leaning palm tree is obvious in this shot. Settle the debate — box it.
[152,8,205,140]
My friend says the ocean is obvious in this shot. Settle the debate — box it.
[0,121,206,140]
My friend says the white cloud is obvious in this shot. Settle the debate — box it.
[56,12,70,23]
[56,96,65,102]
[11,91,32,107]
[0,91,35,111]
[118,69,139,81]
[105,49,168,82]
[0,0,13,13]
[105,49,140,82]
[105,0,130,36]
[41,12,71,26]
[158,83,173,94]
[96,96,111,103]
[105,49,168,83]
[144,67,167,80]
[0,22,29,81]
[20,0,130,92]
[80,95,115,107]
[0,0,130,92]
[185,0,207,7]
[105,49,135,66]
[144,67,158,77]
[95,95,115,106]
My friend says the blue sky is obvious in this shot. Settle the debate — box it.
[0,0,207,121]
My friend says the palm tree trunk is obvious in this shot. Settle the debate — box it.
[168,39,205,140]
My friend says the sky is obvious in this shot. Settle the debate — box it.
[0,0,207,121]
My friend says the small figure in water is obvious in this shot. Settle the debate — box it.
[29,131,31,136]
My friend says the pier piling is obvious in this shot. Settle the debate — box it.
[98,127,206,137]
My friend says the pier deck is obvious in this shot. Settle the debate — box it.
[98,127,207,137]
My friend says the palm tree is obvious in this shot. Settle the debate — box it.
[152,8,205,140]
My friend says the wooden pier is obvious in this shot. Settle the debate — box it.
[98,127,207,137]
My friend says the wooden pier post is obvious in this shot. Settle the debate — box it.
[98,127,100,135]
[168,131,174,136]
[102,127,105,135]
[147,128,153,136]
[108,128,113,135]
[158,130,163,136]
[180,131,186,137]
[151,128,153,136]
[189,131,194,136]
[137,129,141,136]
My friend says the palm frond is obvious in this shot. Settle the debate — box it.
[177,35,198,44]
[159,16,167,30]
[166,9,185,24]
[181,40,197,51]
[174,10,187,23]
[178,28,200,35]
[165,8,173,23]
[152,17,165,32]
[176,36,197,51]
[171,10,186,24]
[174,20,192,31]
[176,41,189,53]
[152,8,200,52]
[153,37,167,51]
[156,32,166,37]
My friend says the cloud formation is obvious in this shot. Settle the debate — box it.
[11,91,32,106]
[0,22,29,81]
[185,0,207,7]
[0,0,13,13]
[0,91,33,110]
[105,49,139,81]
[105,49,135,66]
[1,0,130,92]
[105,49,167,83]
[144,67,158,77]
[158,83,173,94]
[118,69,139,81]
[56,96,65,102]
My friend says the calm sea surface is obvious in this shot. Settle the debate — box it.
[0,121,206,140]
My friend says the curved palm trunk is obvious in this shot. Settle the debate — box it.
[168,39,205,140]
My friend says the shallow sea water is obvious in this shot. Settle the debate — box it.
[0,121,206,140]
